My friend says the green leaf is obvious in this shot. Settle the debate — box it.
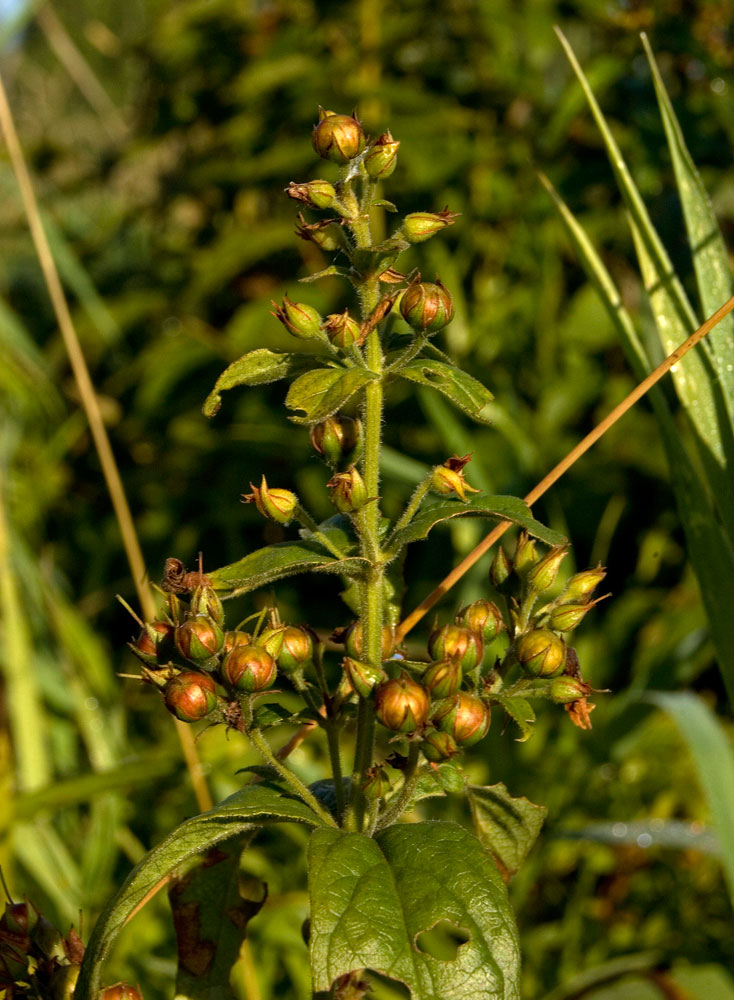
[374,199,398,212]
[387,494,565,554]
[648,692,734,904]
[76,785,324,1000]
[170,838,266,1000]
[397,358,494,423]
[286,367,375,424]
[467,783,547,879]
[492,695,536,742]
[308,821,520,999]
[209,540,364,599]
[203,349,309,416]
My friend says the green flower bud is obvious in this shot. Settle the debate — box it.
[131,620,176,667]
[284,179,337,209]
[223,630,253,655]
[310,415,362,468]
[549,675,592,704]
[433,692,490,746]
[399,278,454,333]
[223,645,277,693]
[327,465,369,513]
[527,546,567,595]
[164,671,218,722]
[421,727,460,762]
[561,565,607,604]
[428,623,483,672]
[190,583,224,625]
[490,545,511,588]
[323,310,361,348]
[296,215,345,251]
[364,131,400,179]
[278,625,318,674]
[100,985,144,1000]
[362,765,391,800]
[271,295,324,340]
[549,601,597,632]
[513,532,537,575]
[243,476,299,524]
[343,656,386,698]
[455,599,504,644]
[312,108,365,163]
[422,658,463,699]
[374,673,430,733]
[430,453,480,502]
[175,615,224,663]
[341,620,396,661]
[516,628,566,678]
[403,208,459,244]
[255,625,285,659]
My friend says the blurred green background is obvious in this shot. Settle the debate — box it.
[2,0,734,997]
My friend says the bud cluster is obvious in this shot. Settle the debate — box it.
[0,897,87,998]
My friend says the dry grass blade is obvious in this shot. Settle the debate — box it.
[0,73,211,812]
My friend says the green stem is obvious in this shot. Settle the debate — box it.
[384,333,427,374]
[375,743,422,830]
[295,505,348,560]
[242,700,337,828]
[385,473,432,548]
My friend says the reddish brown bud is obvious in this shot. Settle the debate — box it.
[342,620,396,661]
[433,692,491,746]
[164,672,218,722]
[516,628,566,678]
[223,630,253,655]
[428,623,483,672]
[422,659,463,699]
[374,673,430,733]
[312,109,365,163]
[323,310,360,348]
[278,625,318,674]
[1,901,37,937]
[222,645,277,692]
[399,278,453,333]
[455,599,504,644]
[175,616,224,663]
[131,621,175,666]
[100,984,144,1000]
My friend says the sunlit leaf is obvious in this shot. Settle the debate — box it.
[209,540,365,599]
[397,358,494,423]
[286,367,376,423]
[203,349,311,416]
[467,783,547,879]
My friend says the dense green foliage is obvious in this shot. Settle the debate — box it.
[2,1,734,997]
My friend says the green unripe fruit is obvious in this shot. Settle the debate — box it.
[327,466,369,514]
[223,630,253,655]
[190,583,224,625]
[433,692,491,747]
[549,675,591,704]
[342,657,386,698]
[310,415,362,468]
[285,179,337,210]
[550,602,595,632]
[374,673,430,733]
[428,623,483,672]
[403,209,459,243]
[455,599,504,644]
[516,628,566,677]
[271,295,324,340]
[342,620,396,661]
[561,565,607,604]
[1,901,37,937]
[526,546,567,595]
[399,279,454,333]
[164,672,218,722]
[278,625,318,674]
[421,728,460,762]
[422,659,463,699]
[222,645,277,693]
[364,131,400,179]
[312,109,365,163]
[490,546,511,587]
[132,620,176,666]
[323,310,360,348]
[175,616,224,663]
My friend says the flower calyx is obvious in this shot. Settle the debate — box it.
[374,672,430,733]
[295,214,345,252]
[284,179,336,210]
[242,476,299,524]
[164,671,218,722]
[310,415,362,468]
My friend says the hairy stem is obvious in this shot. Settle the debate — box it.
[375,743,422,830]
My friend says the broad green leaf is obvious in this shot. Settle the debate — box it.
[209,540,364,599]
[649,692,734,904]
[467,783,547,880]
[397,358,494,423]
[308,821,520,999]
[492,695,536,742]
[203,349,309,417]
[170,838,266,1000]
[387,494,565,554]
[76,785,324,1000]
[286,367,375,423]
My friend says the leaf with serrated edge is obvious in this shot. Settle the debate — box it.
[309,822,520,999]
[493,695,536,742]
[398,359,494,423]
[388,494,565,553]
[209,540,365,599]
[468,783,547,880]
[203,349,308,417]
[76,786,323,1000]
[286,367,375,424]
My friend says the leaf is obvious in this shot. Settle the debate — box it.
[492,695,536,742]
[170,838,266,999]
[208,540,365,599]
[252,702,298,728]
[387,494,565,554]
[298,514,358,555]
[374,199,398,212]
[286,367,375,424]
[397,358,494,423]
[467,783,547,880]
[203,349,309,416]
[648,692,734,904]
[308,821,520,999]
[75,785,324,1000]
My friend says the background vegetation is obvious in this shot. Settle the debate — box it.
[2,0,734,997]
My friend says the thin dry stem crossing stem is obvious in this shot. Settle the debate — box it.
[394,292,734,644]
[0,72,212,812]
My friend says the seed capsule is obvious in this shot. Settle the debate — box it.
[428,623,483,672]
[403,208,459,244]
[310,415,362,468]
[284,179,337,210]
[421,728,460,762]
[549,675,592,704]
[271,295,324,340]
[433,692,491,746]
[223,630,253,655]
[513,532,537,575]
[164,672,218,722]
[342,620,396,661]
[561,565,607,604]
[175,616,224,663]
[131,621,176,666]
[516,628,566,678]
[455,599,504,644]
[323,310,360,348]
[327,466,369,514]
[526,546,567,595]
[242,476,298,525]
[222,645,277,693]
[342,657,386,698]
[490,546,511,587]
[374,673,430,733]
[190,583,224,625]
[549,602,596,632]
[399,279,453,333]
[278,625,318,674]
[422,659,463,699]
[364,131,400,179]
[312,108,365,163]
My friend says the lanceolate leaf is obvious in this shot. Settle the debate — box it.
[286,367,375,423]
[203,349,310,417]
[76,786,324,1000]
[308,822,520,999]
[209,540,364,599]
[397,358,494,423]
[387,494,565,554]
[467,783,547,880]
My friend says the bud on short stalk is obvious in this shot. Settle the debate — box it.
[310,415,362,468]
[374,673,430,733]
[243,476,299,524]
[455,599,504,644]
[327,466,369,514]
[271,295,324,340]
[312,108,365,163]
[428,623,483,672]
[296,216,345,252]
[164,671,218,722]
[550,600,599,632]
[131,620,175,666]
[223,630,253,655]
[513,532,537,575]
[190,583,224,625]
[343,657,386,698]
[222,645,277,693]
[278,625,318,674]
[361,765,391,800]
[399,279,454,333]
[526,546,567,595]
[490,545,511,587]
[323,310,361,348]
[431,457,479,502]
[364,131,400,179]
[422,659,463,699]
[549,675,592,704]
[285,179,336,209]
[175,615,224,663]
[561,565,607,604]
[516,628,566,678]
[403,209,460,244]
[432,692,491,747]
[421,727,460,762]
